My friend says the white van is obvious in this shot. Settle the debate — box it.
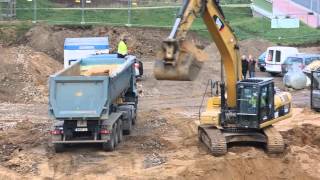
[265,46,299,76]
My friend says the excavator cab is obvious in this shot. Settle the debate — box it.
[234,78,275,129]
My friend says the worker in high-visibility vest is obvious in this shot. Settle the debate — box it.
[117,36,128,58]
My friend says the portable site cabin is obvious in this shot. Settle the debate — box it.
[64,37,110,68]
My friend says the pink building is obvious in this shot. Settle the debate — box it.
[273,0,320,28]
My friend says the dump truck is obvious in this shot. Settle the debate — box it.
[49,54,138,152]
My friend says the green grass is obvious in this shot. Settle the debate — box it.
[221,0,251,4]
[233,18,320,45]
[16,0,59,8]
[193,7,320,45]
[4,0,320,46]
[253,0,272,12]
[0,22,33,44]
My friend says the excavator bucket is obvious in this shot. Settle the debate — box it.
[154,39,208,81]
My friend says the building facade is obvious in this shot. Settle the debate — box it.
[273,0,320,28]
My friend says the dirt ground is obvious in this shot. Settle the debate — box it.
[0,46,62,103]
[23,25,208,63]
[0,25,319,180]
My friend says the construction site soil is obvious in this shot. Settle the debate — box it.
[0,25,319,179]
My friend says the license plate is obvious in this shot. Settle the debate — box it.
[77,120,87,127]
[75,128,88,132]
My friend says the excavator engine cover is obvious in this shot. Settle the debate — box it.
[154,39,207,81]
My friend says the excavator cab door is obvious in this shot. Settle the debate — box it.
[236,78,275,129]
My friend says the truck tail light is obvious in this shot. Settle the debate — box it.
[100,129,111,134]
[51,129,63,135]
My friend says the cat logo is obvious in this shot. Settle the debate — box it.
[213,15,224,31]
[75,91,83,97]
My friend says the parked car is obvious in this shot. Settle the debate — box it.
[265,46,299,76]
[258,51,266,72]
[281,54,320,74]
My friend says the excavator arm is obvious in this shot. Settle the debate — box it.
[154,0,242,108]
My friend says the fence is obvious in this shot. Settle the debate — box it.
[1,0,320,45]
[0,0,182,26]
[292,0,320,14]
[0,0,16,19]
[0,0,252,27]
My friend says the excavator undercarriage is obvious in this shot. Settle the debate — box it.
[198,125,285,156]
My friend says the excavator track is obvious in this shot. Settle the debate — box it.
[263,125,284,154]
[199,126,227,156]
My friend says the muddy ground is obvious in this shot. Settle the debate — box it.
[0,25,319,180]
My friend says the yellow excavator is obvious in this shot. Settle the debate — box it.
[154,0,293,156]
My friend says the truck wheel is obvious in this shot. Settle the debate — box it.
[117,120,123,143]
[52,135,64,153]
[102,129,116,152]
[260,67,265,72]
[123,118,132,135]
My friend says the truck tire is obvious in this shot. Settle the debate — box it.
[138,61,143,76]
[113,124,119,147]
[260,67,265,72]
[52,135,64,153]
[102,127,116,151]
[123,118,132,135]
[132,114,136,125]
[117,120,123,143]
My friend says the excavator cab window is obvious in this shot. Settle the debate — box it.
[238,87,258,115]
[236,79,275,129]
[259,82,275,122]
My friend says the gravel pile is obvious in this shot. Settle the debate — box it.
[0,46,62,103]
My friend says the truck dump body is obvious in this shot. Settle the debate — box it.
[49,54,138,152]
[49,55,136,119]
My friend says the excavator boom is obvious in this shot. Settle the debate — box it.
[154,0,242,108]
